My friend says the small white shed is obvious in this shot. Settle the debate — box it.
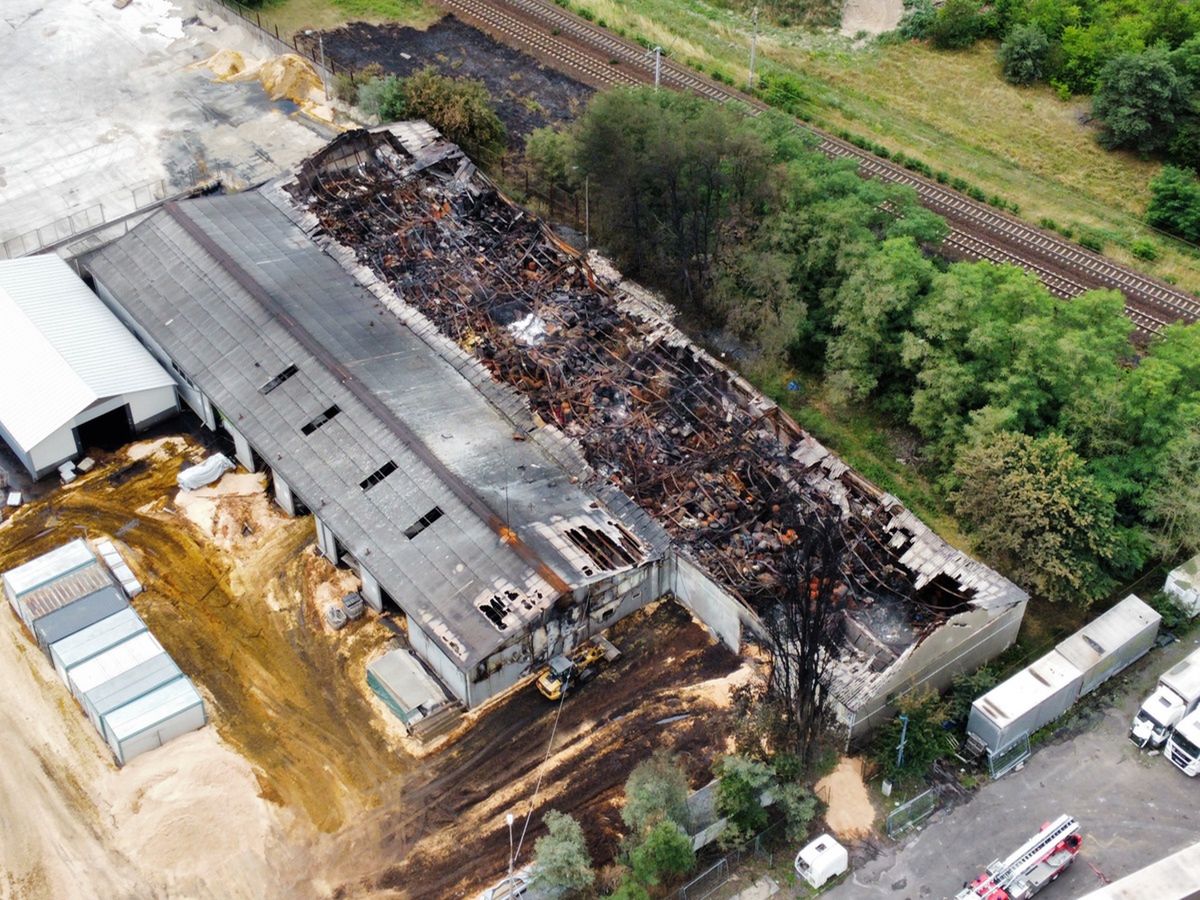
[795,833,848,888]
[1165,555,1200,618]
[0,256,177,478]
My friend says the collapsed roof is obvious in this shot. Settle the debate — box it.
[280,127,1027,687]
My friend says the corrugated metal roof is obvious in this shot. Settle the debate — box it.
[50,607,148,672]
[83,652,181,719]
[68,630,166,694]
[32,586,129,648]
[1056,594,1160,672]
[3,538,95,596]
[102,675,204,741]
[0,255,174,449]
[84,192,666,667]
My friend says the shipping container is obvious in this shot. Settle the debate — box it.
[31,586,129,651]
[100,676,206,765]
[49,607,148,682]
[67,631,166,724]
[79,652,182,733]
[1055,594,1160,695]
[968,651,1084,753]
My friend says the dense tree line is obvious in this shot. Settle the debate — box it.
[525,88,1200,605]
[898,0,1200,167]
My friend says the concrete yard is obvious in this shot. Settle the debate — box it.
[827,635,1200,900]
[0,0,331,257]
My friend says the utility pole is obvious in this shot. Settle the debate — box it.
[305,29,330,101]
[651,46,662,90]
[896,714,909,770]
[584,175,590,251]
[748,6,759,91]
[506,813,516,892]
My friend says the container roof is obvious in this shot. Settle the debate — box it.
[102,675,204,742]
[68,630,166,694]
[1055,594,1160,673]
[84,191,665,668]
[974,650,1083,729]
[49,607,147,670]
[3,538,95,596]
[368,648,447,714]
[0,256,174,450]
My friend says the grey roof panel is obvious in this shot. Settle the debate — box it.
[85,193,662,666]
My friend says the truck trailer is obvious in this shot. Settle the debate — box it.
[1131,647,1200,749]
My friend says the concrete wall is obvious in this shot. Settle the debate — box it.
[672,554,763,652]
[271,470,296,516]
[221,420,257,473]
[124,385,178,429]
[359,566,383,612]
[27,426,80,478]
[314,515,340,562]
[840,597,1028,744]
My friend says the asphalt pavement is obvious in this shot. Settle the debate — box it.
[825,634,1200,900]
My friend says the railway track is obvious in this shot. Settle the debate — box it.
[433,0,1200,337]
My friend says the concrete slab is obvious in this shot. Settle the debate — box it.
[0,0,330,256]
[826,636,1200,900]
[732,876,780,900]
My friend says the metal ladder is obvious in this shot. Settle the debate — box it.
[983,815,1078,891]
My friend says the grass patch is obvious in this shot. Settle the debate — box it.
[563,0,1200,291]
[257,0,439,40]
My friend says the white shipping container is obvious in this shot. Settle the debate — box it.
[1056,594,1161,695]
[68,631,165,707]
[968,650,1085,753]
[101,676,207,766]
[49,607,147,682]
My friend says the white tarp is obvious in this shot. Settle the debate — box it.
[177,453,234,491]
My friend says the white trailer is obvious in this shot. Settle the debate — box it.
[1131,647,1200,748]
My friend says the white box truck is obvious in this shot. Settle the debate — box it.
[1165,707,1200,776]
[1131,647,1200,749]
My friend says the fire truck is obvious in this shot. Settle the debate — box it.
[955,815,1082,900]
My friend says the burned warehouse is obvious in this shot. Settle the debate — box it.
[83,125,1027,736]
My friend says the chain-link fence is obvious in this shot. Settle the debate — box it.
[885,788,937,838]
[674,819,787,900]
[988,732,1031,779]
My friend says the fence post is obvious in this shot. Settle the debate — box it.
[255,10,261,28]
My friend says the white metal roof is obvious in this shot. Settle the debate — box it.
[0,255,174,450]
[50,607,147,672]
[102,675,203,741]
[2,538,95,597]
[975,650,1083,729]
[1056,594,1160,673]
[67,630,166,694]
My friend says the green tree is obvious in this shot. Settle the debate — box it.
[621,751,691,835]
[952,431,1119,603]
[714,754,774,843]
[1000,24,1052,85]
[401,67,507,167]
[628,820,695,887]
[776,782,819,843]
[826,237,934,407]
[524,126,578,191]
[357,74,407,121]
[1093,48,1184,154]
[1147,165,1200,242]
[1059,19,1146,94]
[898,0,937,40]
[929,0,985,49]
[948,665,999,723]
[873,689,952,780]
[532,810,595,897]
[1143,423,1200,559]
[607,879,652,900]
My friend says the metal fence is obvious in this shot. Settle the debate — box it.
[988,732,1031,779]
[885,788,937,838]
[674,819,786,900]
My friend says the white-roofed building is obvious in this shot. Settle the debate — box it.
[0,255,177,477]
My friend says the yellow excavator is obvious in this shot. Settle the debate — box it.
[535,639,617,701]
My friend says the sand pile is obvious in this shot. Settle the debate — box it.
[197,50,335,123]
[816,756,877,838]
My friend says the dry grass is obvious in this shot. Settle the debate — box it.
[257,0,439,40]
[565,0,1200,291]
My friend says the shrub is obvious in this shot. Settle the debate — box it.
[999,24,1051,85]
[1145,591,1190,632]
[872,689,953,780]
[929,0,985,50]
[715,755,774,843]
[1039,217,1059,231]
[898,0,936,40]
[777,782,819,842]
[532,810,595,896]
[629,820,694,887]
[333,72,359,105]
[401,67,507,166]
[1147,165,1200,243]
[357,75,407,121]
[621,751,691,835]
[1079,232,1105,252]
[948,665,998,723]
[1131,237,1159,260]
